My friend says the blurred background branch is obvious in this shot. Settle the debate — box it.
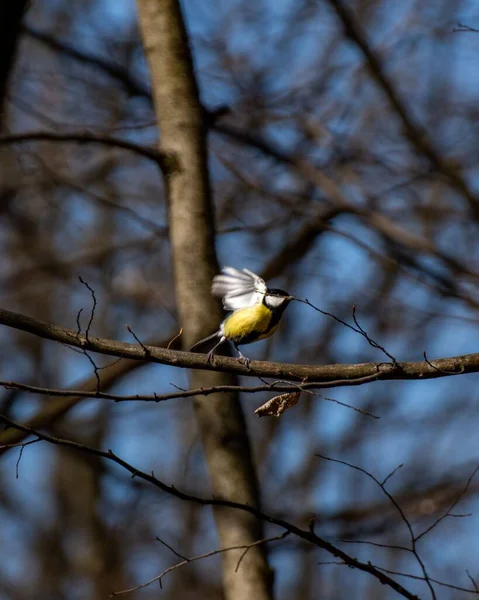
[0,1,29,127]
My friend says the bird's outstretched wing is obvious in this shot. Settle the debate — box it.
[212,267,267,311]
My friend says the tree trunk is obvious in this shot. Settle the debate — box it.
[136,1,274,599]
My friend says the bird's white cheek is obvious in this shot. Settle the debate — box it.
[266,296,285,308]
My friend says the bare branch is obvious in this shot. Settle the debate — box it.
[0,130,170,171]
[0,377,382,405]
[78,277,97,342]
[320,562,479,596]
[352,305,398,365]
[327,0,479,218]
[125,324,151,357]
[111,532,290,596]
[316,454,436,599]
[0,335,178,451]
[76,277,101,389]
[155,535,188,561]
[466,571,479,593]
[0,438,42,479]
[453,23,479,33]
[0,306,475,383]
[22,25,151,99]
[0,413,419,600]
[415,466,479,542]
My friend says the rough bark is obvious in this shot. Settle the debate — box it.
[135,1,274,598]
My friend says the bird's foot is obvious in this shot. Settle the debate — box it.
[206,350,216,365]
[237,353,251,369]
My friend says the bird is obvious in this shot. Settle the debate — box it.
[190,267,293,366]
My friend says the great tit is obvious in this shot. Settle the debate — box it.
[190,267,292,365]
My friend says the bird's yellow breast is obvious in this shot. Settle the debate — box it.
[223,304,273,344]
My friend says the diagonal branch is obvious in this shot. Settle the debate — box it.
[327,0,479,216]
[22,25,150,100]
[0,413,419,600]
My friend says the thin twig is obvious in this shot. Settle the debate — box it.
[73,278,101,389]
[315,393,379,419]
[352,305,398,365]
[0,438,41,477]
[415,465,479,542]
[295,297,398,364]
[78,276,97,342]
[75,308,83,338]
[382,464,404,486]
[319,561,479,595]
[235,531,290,572]
[0,376,381,404]
[338,539,410,553]
[167,328,183,349]
[466,570,479,593]
[295,297,361,335]
[111,532,289,595]
[316,454,436,599]
[453,23,479,33]
[423,351,463,375]
[126,324,151,356]
[155,535,188,561]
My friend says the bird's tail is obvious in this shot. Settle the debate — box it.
[189,331,221,352]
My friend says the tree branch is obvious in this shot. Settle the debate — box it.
[0,377,380,403]
[0,306,474,382]
[0,413,419,600]
[22,25,150,100]
[0,130,170,170]
[0,332,179,452]
[327,0,479,217]
[111,532,290,596]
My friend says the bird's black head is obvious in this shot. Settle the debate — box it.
[264,288,292,310]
